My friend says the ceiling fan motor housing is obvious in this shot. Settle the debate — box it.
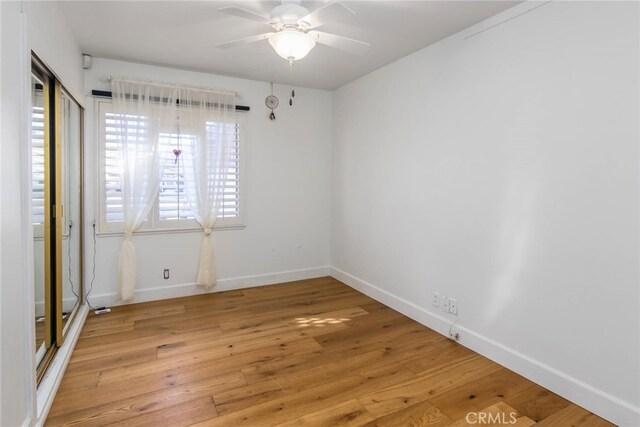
[270,3,311,27]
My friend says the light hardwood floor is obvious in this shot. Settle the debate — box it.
[47,277,613,426]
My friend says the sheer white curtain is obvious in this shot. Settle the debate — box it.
[112,79,178,300]
[180,89,236,288]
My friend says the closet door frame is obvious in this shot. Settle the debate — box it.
[54,79,63,346]
[32,53,84,384]
[58,85,85,341]
[32,57,56,383]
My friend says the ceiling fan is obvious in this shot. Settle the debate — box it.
[216,0,370,64]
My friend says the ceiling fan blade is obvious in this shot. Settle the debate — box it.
[217,6,271,24]
[299,2,354,29]
[215,33,275,49]
[309,31,370,55]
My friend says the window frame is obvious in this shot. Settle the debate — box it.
[96,98,246,235]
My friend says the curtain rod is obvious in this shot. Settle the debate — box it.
[107,76,238,96]
[91,90,250,111]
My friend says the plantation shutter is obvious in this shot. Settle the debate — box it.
[157,123,240,222]
[210,122,240,219]
[100,102,242,230]
[32,103,45,225]
[103,112,125,222]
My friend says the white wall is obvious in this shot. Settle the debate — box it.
[22,2,85,105]
[1,4,31,425]
[331,1,639,425]
[84,58,332,307]
[0,1,84,425]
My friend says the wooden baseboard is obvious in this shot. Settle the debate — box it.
[87,266,332,308]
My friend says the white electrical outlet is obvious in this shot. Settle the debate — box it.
[441,296,449,312]
[432,292,440,307]
[449,325,460,341]
[449,298,458,315]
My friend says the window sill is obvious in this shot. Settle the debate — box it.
[96,224,246,238]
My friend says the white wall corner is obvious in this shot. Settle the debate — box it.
[330,267,640,427]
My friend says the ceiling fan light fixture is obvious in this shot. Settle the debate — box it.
[268,29,316,63]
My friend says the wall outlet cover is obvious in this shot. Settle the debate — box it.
[449,298,458,315]
[441,296,449,312]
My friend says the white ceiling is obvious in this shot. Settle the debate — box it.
[57,1,519,90]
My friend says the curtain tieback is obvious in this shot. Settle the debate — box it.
[124,231,133,240]
[204,227,212,236]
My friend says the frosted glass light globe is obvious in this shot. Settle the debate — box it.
[269,30,316,62]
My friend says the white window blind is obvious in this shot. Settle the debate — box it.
[32,103,45,226]
[207,122,241,219]
[103,115,123,222]
[98,101,243,233]
[103,111,150,223]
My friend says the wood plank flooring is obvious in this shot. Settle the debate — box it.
[47,277,613,426]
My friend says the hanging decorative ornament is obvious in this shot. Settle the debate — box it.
[172,148,182,164]
[174,115,183,218]
[266,82,279,120]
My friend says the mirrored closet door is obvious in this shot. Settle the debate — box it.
[59,88,83,335]
[32,70,49,369]
[31,55,84,382]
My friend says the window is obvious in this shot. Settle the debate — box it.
[158,132,197,222]
[98,100,244,233]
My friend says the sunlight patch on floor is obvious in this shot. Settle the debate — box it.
[293,317,352,327]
